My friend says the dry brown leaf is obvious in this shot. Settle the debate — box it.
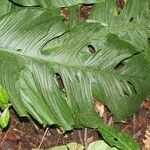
[94,100,105,117]
[56,128,63,135]
[143,126,150,150]
[141,100,150,110]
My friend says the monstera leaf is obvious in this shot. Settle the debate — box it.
[0,0,149,149]
[0,0,150,129]
[89,0,150,57]
[0,8,68,116]
[0,9,149,125]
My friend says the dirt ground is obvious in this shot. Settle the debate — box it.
[0,100,149,149]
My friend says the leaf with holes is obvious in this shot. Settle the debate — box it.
[0,0,150,149]
[89,0,150,57]
[0,2,150,128]
[0,18,150,126]
[0,8,68,116]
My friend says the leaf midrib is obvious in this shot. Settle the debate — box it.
[0,47,146,81]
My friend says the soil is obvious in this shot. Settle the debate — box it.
[0,100,149,150]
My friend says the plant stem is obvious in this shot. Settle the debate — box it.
[69,5,78,29]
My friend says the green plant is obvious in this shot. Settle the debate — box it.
[0,0,149,149]
[0,86,10,128]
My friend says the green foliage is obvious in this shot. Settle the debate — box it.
[0,86,9,109]
[98,122,140,150]
[0,0,149,149]
[0,107,10,128]
[0,86,10,128]
[89,0,150,57]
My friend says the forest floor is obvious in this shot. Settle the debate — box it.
[0,100,149,150]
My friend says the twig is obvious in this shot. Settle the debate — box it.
[1,126,14,147]
[107,116,114,126]
[84,128,88,142]
[78,130,84,146]
[55,134,61,146]
[84,128,88,150]
[132,114,136,137]
[29,118,39,133]
[18,142,23,150]
[38,127,49,149]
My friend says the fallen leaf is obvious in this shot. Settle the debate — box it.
[94,100,105,117]
[143,126,150,150]
[141,100,150,110]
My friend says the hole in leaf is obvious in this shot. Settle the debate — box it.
[117,0,124,9]
[60,8,69,25]
[127,81,137,94]
[114,62,124,70]
[148,38,150,45]
[88,44,96,53]
[67,147,70,150]
[54,73,65,92]
[129,17,134,22]
[16,49,22,52]
[124,91,129,97]
[114,138,118,141]
[115,0,125,15]
[114,51,140,70]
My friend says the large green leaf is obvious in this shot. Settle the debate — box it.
[11,0,104,7]
[89,0,150,57]
[0,2,150,123]
[0,1,149,149]
[0,8,67,116]
[0,14,150,126]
